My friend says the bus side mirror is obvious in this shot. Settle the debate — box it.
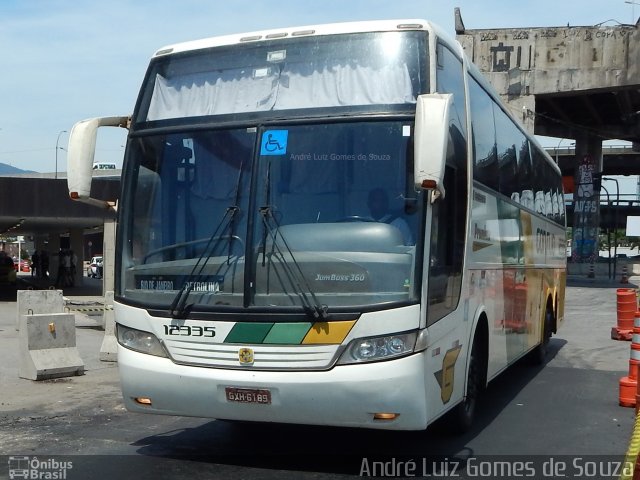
[67,116,130,210]
[413,93,453,199]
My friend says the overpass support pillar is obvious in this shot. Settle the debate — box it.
[70,229,84,287]
[103,218,116,296]
[48,235,61,282]
[571,135,603,276]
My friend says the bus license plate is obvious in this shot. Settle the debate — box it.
[225,387,271,405]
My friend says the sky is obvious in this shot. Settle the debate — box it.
[0,0,638,175]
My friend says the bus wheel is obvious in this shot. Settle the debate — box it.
[454,338,482,432]
[531,305,553,365]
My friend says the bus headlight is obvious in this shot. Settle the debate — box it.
[116,324,168,358]
[338,331,418,365]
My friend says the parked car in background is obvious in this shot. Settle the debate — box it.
[13,259,30,272]
[88,256,103,278]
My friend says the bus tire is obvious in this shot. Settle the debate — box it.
[531,303,553,365]
[454,336,483,432]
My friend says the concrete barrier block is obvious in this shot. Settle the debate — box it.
[100,291,117,362]
[16,289,64,331]
[19,313,85,381]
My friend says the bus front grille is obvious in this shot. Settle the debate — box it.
[163,339,341,370]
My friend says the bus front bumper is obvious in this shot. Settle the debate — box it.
[118,346,429,430]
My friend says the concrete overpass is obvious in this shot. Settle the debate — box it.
[456,9,640,274]
[547,144,640,221]
[551,144,640,176]
[0,171,120,288]
[455,10,640,142]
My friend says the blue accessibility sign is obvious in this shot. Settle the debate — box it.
[260,130,288,156]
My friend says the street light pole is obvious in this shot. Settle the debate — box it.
[625,0,640,23]
[555,138,564,164]
[603,177,620,279]
[554,138,574,164]
[600,184,612,278]
[55,130,67,180]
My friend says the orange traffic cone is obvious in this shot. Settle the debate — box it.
[621,313,640,407]
[613,289,636,340]
[622,265,630,284]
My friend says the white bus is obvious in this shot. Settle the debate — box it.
[67,19,566,431]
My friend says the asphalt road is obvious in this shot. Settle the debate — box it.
[0,278,636,479]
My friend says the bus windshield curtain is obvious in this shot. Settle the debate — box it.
[146,61,415,121]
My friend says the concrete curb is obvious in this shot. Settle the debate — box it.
[18,313,85,381]
[16,289,64,331]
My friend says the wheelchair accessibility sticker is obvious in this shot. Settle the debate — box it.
[261,130,288,156]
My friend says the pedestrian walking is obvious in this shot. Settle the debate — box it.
[30,250,39,277]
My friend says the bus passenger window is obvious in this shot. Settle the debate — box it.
[468,78,498,191]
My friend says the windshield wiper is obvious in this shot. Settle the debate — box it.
[260,161,272,268]
[170,206,238,318]
[259,206,328,320]
[171,151,248,318]
[226,161,246,266]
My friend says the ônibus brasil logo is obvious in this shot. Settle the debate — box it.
[8,456,73,479]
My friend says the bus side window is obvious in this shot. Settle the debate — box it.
[516,140,532,208]
[468,78,498,191]
[436,42,467,138]
[427,163,466,325]
[428,42,468,326]
[494,104,522,199]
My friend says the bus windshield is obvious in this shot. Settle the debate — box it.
[135,31,425,123]
[120,121,423,312]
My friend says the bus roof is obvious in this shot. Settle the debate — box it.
[146,19,557,174]
[152,19,440,57]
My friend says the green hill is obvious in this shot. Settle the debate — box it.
[0,163,34,175]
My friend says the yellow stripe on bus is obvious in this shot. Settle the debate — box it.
[301,321,356,345]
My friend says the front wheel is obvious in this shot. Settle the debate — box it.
[531,305,553,365]
[453,338,483,432]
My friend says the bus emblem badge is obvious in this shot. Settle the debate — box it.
[238,348,254,364]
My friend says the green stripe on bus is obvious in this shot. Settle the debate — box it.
[224,323,274,344]
[263,322,313,344]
